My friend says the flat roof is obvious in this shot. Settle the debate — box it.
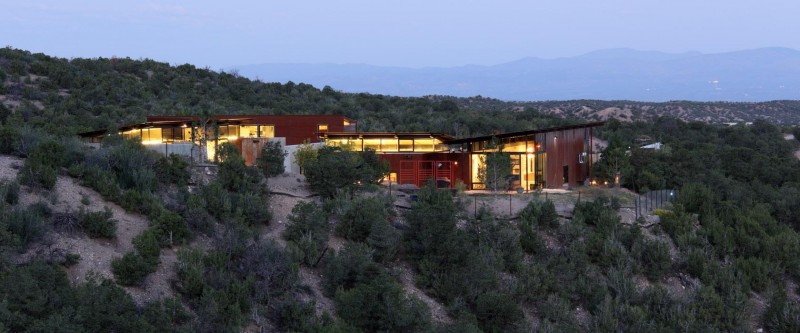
[325,132,454,141]
[446,121,605,144]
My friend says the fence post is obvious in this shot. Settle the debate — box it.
[474,196,477,218]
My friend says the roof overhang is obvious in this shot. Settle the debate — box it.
[446,121,606,145]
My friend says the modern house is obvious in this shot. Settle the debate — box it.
[80,115,603,190]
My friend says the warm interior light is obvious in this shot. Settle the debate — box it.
[142,140,162,145]
[227,136,238,141]
[181,124,187,128]
[526,147,533,153]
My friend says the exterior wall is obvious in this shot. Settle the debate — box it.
[459,127,595,190]
[240,137,286,167]
[146,115,354,145]
[542,128,591,188]
[284,142,325,174]
[379,152,470,188]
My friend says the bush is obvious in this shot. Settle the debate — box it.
[18,157,57,189]
[764,291,800,333]
[284,201,328,265]
[154,154,190,186]
[474,292,524,333]
[336,196,387,242]
[111,252,157,286]
[518,199,559,229]
[79,207,117,238]
[152,209,190,246]
[120,189,162,218]
[257,140,286,177]
[236,192,271,226]
[735,256,780,293]
[323,243,383,296]
[1,180,19,205]
[334,275,431,332]
[632,238,672,281]
[133,229,161,264]
[185,195,216,236]
[4,207,46,248]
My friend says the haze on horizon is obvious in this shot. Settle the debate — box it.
[2,0,799,69]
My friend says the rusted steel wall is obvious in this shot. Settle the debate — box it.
[379,152,470,188]
[543,127,590,188]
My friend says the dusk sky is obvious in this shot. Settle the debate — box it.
[3,0,799,69]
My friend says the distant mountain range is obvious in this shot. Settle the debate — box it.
[232,48,800,102]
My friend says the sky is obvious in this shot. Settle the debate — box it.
[2,0,799,69]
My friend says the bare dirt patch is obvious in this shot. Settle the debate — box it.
[1,154,179,304]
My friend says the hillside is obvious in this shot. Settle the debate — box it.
[233,48,800,102]
[2,47,800,332]
[2,47,800,140]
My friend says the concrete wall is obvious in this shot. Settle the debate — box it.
[284,142,325,174]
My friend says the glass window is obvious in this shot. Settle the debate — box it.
[318,124,328,135]
[381,139,398,152]
[363,138,381,151]
[261,125,275,138]
[413,138,435,152]
[183,127,193,141]
[141,128,162,145]
[399,139,413,152]
[434,139,448,152]
[240,125,259,138]
[122,129,141,140]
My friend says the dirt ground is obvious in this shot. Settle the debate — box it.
[1,154,177,304]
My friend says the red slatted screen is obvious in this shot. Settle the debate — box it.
[399,161,416,185]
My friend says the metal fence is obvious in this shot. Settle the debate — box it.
[635,189,676,219]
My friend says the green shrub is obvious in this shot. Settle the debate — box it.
[79,207,117,238]
[334,275,431,332]
[201,182,231,219]
[518,199,559,229]
[175,249,206,298]
[474,292,524,333]
[323,243,383,296]
[185,195,216,236]
[111,252,157,286]
[18,158,57,189]
[336,196,387,242]
[632,238,672,281]
[82,165,121,201]
[120,189,162,218]
[764,291,800,333]
[257,140,286,177]
[4,207,46,248]
[1,180,19,205]
[366,216,400,263]
[152,209,190,246]
[133,229,161,264]
[236,192,271,226]
[284,201,328,265]
[735,256,780,293]
[154,154,190,186]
